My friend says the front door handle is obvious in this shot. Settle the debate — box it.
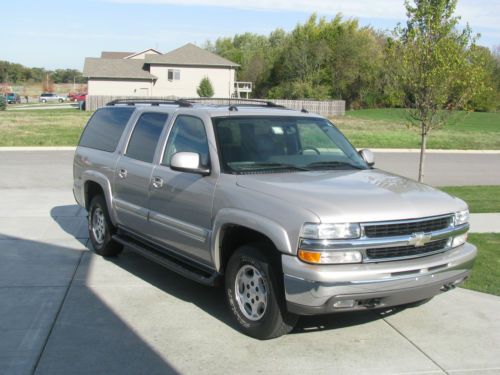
[118,168,128,179]
[152,176,164,188]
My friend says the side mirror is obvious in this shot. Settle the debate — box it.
[359,149,375,166]
[170,152,210,176]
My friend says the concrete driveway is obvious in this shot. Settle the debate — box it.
[0,150,499,375]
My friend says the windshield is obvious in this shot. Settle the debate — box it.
[212,116,368,174]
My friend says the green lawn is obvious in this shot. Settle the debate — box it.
[439,186,500,213]
[462,233,500,296]
[0,109,90,146]
[332,109,500,150]
[1,107,499,149]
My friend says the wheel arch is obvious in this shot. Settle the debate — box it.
[82,171,117,225]
[212,209,293,273]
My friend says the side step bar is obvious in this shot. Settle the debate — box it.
[112,234,220,286]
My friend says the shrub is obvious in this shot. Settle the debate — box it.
[0,95,6,111]
[197,77,214,98]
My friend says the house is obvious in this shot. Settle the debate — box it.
[83,44,242,98]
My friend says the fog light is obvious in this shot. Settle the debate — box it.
[333,299,356,308]
[451,233,468,247]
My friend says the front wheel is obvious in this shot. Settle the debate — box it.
[225,244,298,339]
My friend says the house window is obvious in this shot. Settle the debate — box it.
[168,69,180,81]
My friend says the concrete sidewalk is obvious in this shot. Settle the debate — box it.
[469,213,500,233]
[1,190,499,375]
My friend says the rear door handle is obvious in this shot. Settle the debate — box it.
[118,168,128,179]
[152,176,164,188]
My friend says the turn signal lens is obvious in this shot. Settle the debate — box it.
[298,250,322,264]
[298,249,362,264]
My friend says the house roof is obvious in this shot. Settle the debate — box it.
[83,58,157,80]
[101,51,135,59]
[145,43,239,67]
[124,48,162,59]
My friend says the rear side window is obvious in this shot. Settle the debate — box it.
[79,107,135,152]
[126,112,169,163]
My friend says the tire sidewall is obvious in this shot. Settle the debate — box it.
[88,196,113,254]
[225,246,287,339]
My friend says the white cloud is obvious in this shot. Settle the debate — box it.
[103,0,500,30]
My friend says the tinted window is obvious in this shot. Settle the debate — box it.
[126,112,168,163]
[79,107,135,152]
[162,116,209,167]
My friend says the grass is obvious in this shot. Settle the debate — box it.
[439,186,500,213]
[332,109,500,150]
[0,107,499,149]
[462,233,500,296]
[0,109,90,146]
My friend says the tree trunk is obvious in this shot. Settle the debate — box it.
[418,123,427,183]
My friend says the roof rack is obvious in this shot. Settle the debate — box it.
[106,98,192,107]
[105,97,288,110]
[182,97,286,109]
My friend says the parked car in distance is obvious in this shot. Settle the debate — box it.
[5,92,21,104]
[73,98,476,340]
[68,92,87,102]
[39,93,65,103]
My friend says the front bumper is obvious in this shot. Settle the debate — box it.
[282,242,477,315]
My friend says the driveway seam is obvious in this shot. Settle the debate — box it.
[31,250,85,374]
[382,317,449,375]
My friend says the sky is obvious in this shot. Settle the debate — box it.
[2,0,499,70]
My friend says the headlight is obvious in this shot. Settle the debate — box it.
[298,249,362,264]
[301,223,361,240]
[454,209,469,226]
[451,233,468,248]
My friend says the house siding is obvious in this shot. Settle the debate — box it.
[88,79,153,96]
[149,65,236,97]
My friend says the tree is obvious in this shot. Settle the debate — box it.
[387,0,488,182]
[0,95,6,111]
[197,76,214,97]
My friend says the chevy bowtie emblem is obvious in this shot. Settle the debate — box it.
[408,232,432,247]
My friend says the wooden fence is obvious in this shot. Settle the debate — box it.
[86,96,345,116]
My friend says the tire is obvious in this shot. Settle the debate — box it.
[59,98,64,103]
[41,99,46,103]
[225,244,298,339]
[88,195,122,257]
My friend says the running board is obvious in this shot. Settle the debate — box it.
[112,234,220,286]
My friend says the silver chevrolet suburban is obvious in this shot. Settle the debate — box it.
[73,99,476,339]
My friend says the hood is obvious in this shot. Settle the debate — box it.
[236,169,466,223]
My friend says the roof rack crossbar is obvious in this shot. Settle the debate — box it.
[181,98,286,109]
[106,98,192,107]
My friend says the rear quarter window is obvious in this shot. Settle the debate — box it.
[78,107,135,152]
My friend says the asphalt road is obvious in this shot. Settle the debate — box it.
[375,151,500,186]
[0,150,498,188]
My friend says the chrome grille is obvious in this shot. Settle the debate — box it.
[366,238,448,260]
[363,216,452,238]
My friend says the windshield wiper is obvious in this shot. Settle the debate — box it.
[237,162,310,172]
[305,161,363,170]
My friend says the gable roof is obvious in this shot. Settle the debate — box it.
[145,43,239,67]
[124,48,162,59]
[101,51,135,59]
[83,58,157,80]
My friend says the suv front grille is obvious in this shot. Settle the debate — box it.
[366,238,449,260]
[363,216,452,238]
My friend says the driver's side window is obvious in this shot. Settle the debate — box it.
[162,115,209,167]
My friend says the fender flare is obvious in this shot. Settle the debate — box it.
[81,171,118,225]
[211,208,293,271]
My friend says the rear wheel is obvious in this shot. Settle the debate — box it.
[88,195,122,256]
[225,244,298,339]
